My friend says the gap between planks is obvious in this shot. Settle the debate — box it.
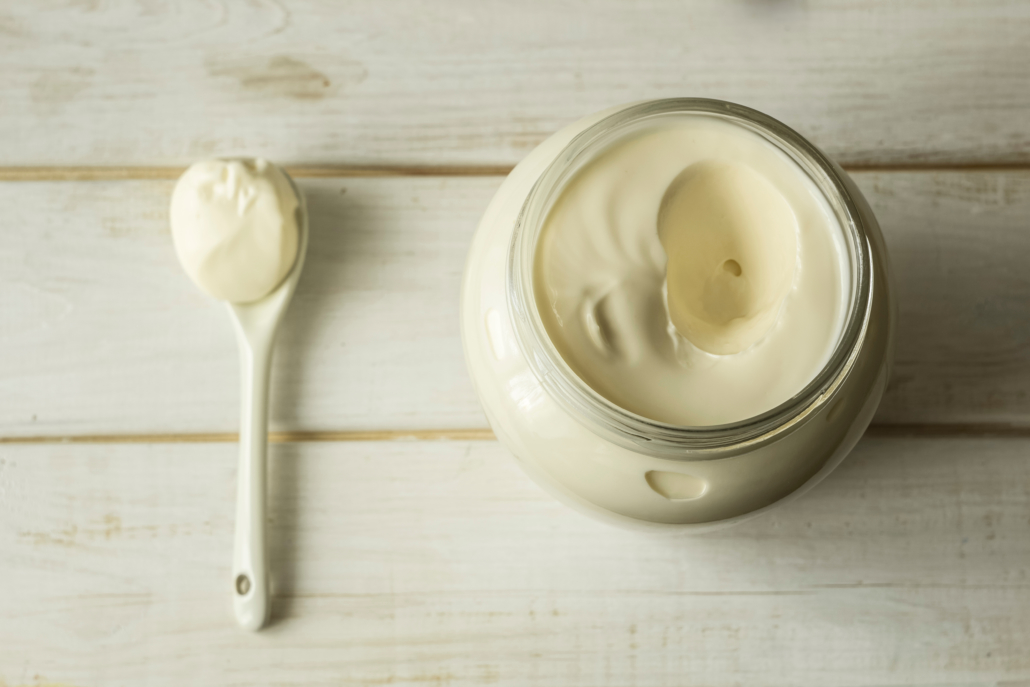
[0,165,514,181]
[3,162,1030,182]
[0,428,498,445]
[4,424,1030,445]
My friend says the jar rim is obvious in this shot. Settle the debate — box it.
[507,98,874,457]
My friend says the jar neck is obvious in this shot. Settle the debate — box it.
[507,99,873,458]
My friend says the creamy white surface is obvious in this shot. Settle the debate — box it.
[170,158,299,303]
[534,116,849,426]
[659,159,799,356]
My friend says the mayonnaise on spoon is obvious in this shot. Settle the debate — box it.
[171,158,299,303]
[171,158,308,631]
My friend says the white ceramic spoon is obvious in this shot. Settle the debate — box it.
[226,173,308,631]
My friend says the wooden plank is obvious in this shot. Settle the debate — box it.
[0,176,495,437]
[871,171,1030,428]
[3,171,1030,438]
[1,1,1029,167]
[1,436,1029,685]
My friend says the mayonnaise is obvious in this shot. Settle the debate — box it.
[170,158,299,303]
[658,159,798,356]
[533,116,849,426]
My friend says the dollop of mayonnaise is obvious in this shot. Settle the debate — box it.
[658,160,798,355]
[170,159,299,303]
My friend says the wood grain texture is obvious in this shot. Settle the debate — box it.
[1,1,1029,167]
[1,436,1029,686]
[3,171,1030,437]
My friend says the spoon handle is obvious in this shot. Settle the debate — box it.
[232,332,273,631]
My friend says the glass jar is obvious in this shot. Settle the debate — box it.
[460,99,895,529]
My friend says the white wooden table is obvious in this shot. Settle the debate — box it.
[2,2,1030,685]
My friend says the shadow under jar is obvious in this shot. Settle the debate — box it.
[460,99,895,529]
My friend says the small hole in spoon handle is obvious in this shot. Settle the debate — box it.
[235,574,252,596]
